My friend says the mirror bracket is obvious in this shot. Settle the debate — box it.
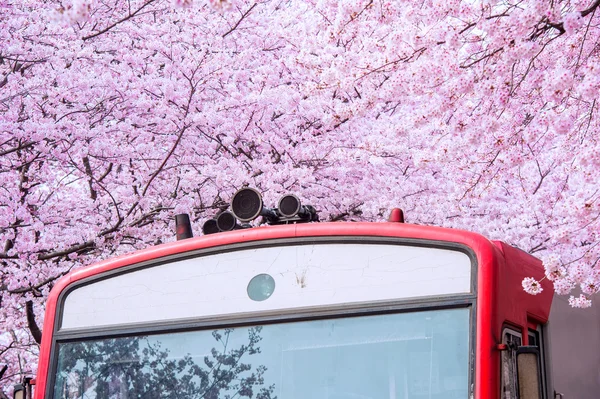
[13,377,34,399]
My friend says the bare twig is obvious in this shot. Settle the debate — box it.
[142,125,189,196]
[532,160,553,195]
[356,47,426,81]
[576,8,596,69]
[581,99,596,142]
[460,47,503,69]
[341,0,373,30]
[509,36,559,96]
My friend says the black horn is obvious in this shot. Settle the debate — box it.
[278,194,318,222]
[231,187,278,222]
[216,211,243,231]
[202,218,219,235]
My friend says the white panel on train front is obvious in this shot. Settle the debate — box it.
[60,243,472,330]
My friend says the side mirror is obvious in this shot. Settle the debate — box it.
[516,346,543,399]
[13,384,25,399]
[13,377,34,399]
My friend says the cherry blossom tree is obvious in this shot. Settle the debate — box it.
[2,0,600,392]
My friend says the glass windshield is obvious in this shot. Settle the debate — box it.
[53,308,470,399]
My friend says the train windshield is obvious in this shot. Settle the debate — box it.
[53,308,470,399]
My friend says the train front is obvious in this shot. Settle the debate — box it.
[30,189,550,399]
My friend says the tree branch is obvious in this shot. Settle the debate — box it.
[222,3,258,38]
[142,125,188,196]
[82,0,157,41]
[581,0,600,17]
[25,301,42,345]
[0,141,36,157]
[356,47,426,81]
[97,162,113,183]
[531,0,600,39]
[6,273,66,294]
[82,156,98,200]
[460,47,503,69]
[37,241,95,261]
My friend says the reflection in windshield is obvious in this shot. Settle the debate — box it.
[53,309,469,398]
[54,327,273,399]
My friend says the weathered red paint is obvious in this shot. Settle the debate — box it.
[34,222,553,399]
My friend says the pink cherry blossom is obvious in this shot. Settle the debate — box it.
[568,294,593,309]
[522,277,544,295]
[563,12,584,34]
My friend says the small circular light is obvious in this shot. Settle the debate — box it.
[247,274,275,301]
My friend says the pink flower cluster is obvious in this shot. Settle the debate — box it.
[563,12,584,35]
[569,294,592,308]
[522,277,544,295]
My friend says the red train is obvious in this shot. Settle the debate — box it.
[14,189,599,399]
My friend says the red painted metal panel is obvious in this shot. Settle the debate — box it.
[492,242,553,344]
[34,221,553,399]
